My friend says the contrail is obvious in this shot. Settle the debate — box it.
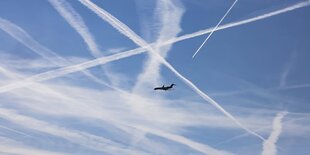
[0,47,145,93]
[0,125,32,137]
[279,51,297,87]
[0,18,65,63]
[192,0,238,58]
[48,0,101,57]
[0,17,116,90]
[79,0,264,140]
[167,0,310,48]
[261,112,287,155]
[0,0,308,138]
[133,0,184,93]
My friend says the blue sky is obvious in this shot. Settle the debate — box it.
[0,0,309,155]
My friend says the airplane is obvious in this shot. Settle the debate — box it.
[154,84,175,91]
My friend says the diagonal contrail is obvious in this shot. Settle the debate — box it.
[79,0,264,140]
[133,0,185,93]
[192,0,238,58]
[0,17,117,90]
[0,125,32,137]
[0,0,308,139]
[48,0,102,57]
[0,0,308,94]
[170,0,310,47]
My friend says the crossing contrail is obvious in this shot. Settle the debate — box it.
[0,0,308,94]
[0,0,308,139]
[0,47,145,93]
[192,0,238,58]
[79,0,264,140]
[168,0,310,47]
[0,17,117,90]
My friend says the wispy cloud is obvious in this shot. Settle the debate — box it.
[262,112,288,155]
[0,59,240,154]
[0,67,239,154]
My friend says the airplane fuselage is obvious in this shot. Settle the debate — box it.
[154,84,175,91]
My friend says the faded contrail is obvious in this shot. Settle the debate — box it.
[0,125,32,137]
[48,0,102,57]
[262,112,287,155]
[0,17,116,90]
[133,125,235,155]
[0,0,308,138]
[79,0,264,140]
[0,18,65,64]
[192,0,238,58]
[0,48,145,93]
[279,51,297,87]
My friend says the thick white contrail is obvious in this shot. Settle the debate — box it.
[48,0,102,57]
[192,0,238,58]
[261,112,287,155]
[79,0,264,140]
[0,0,308,138]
